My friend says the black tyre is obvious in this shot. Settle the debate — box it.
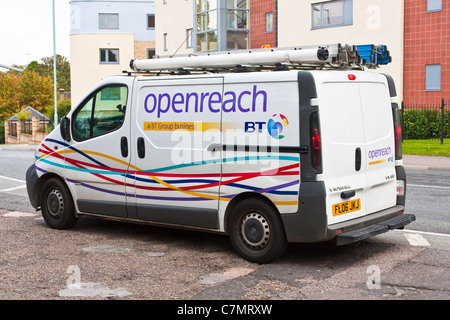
[228,198,287,263]
[40,178,77,229]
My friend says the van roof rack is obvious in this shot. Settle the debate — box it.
[128,43,391,75]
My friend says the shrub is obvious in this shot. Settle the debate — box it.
[403,108,450,139]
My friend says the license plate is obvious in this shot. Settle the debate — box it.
[333,199,361,216]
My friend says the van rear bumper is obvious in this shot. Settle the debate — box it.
[283,200,414,245]
[281,180,414,244]
[332,209,415,246]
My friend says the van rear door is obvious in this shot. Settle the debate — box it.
[314,71,396,226]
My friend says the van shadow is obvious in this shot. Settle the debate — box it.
[53,215,397,268]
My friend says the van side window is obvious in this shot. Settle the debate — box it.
[72,85,128,141]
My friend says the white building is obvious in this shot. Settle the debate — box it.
[70,0,155,104]
[278,0,404,100]
[155,0,404,100]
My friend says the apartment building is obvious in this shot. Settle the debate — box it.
[403,0,449,104]
[69,0,448,105]
[70,0,155,104]
[155,0,404,99]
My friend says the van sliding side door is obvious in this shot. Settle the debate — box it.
[129,77,224,230]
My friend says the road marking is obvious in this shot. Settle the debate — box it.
[399,229,450,238]
[0,185,27,192]
[200,267,254,285]
[3,211,35,217]
[59,282,132,298]
[0,175,25,183]
[403,233,430,246]
[82,245,131,253]
[408,184,450,190]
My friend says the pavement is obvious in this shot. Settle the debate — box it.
[403,154,450,171]
[1,143,450,171]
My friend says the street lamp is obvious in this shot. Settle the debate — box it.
[52,0,58,126]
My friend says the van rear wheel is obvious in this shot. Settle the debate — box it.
[40,178,77,229]
[228,198,287,264]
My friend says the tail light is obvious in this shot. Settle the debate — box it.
[312,128,321,169]
[395,123,402,158]
[392,107,403,160]
[396,180,405,197]
[310,113,322,171]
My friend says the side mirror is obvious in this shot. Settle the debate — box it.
[60,116,71,142]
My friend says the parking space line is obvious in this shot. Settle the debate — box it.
[399,229,450,238]
[0,175,25,183]
[408,183,450,190]
[0,185,27,192]
[403,233,430,246]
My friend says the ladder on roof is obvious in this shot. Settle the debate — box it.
[129,43,391,74]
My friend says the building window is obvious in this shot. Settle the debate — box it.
[427,0,442,12]
[100,49,119,64]
[266,12,273,33]
[195,0,249,52]
[147,14,155,29]
[196,0,218,52]
[147,49,156,59]
[425,64,441,91]
[99,13,119,30]
[164,33,168,51]
[312,0,353,29]
[226,0,249,50]
[186,28,194,48]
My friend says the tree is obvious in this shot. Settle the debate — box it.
[16,109,31,121]
[0,72,21,120]
[0,69,53,121]
[26,55,71,91]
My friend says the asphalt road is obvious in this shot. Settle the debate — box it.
[0,148,449,302]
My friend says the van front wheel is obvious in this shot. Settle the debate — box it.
[228,198,287,264]
[40,178,77,230]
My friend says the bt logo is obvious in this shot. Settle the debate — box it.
[245,114,289,140]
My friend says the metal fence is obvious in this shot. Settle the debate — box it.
[9,122,17,137]
[21,120,33,135]
[401,99,449,143]
[37,120,52,134]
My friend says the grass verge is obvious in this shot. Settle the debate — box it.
[402,139,450,157]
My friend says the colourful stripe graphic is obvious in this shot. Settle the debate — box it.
[36,138,300,205]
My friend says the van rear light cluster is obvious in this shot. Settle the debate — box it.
[312,128,321,169]
[395,123,402,158]
[310,113,322,172]
[392,107,403,160]
[396,180,405,197]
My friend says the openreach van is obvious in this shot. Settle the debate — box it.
[26,44,415,263]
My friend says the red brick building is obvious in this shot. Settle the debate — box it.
[250,0,277,49]
[403,0,449,104]
[249,0,449,105]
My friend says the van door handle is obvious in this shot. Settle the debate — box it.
[341,190,356,199]
[207,144,221,152]
[121,136,128,158]
[355,147,361,171]
[137,137,145,159]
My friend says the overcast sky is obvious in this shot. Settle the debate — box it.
[0,0,71,69]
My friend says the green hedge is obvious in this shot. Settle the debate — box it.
[403,109,450,139]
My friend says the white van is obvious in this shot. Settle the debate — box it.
[26,50,415,263]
